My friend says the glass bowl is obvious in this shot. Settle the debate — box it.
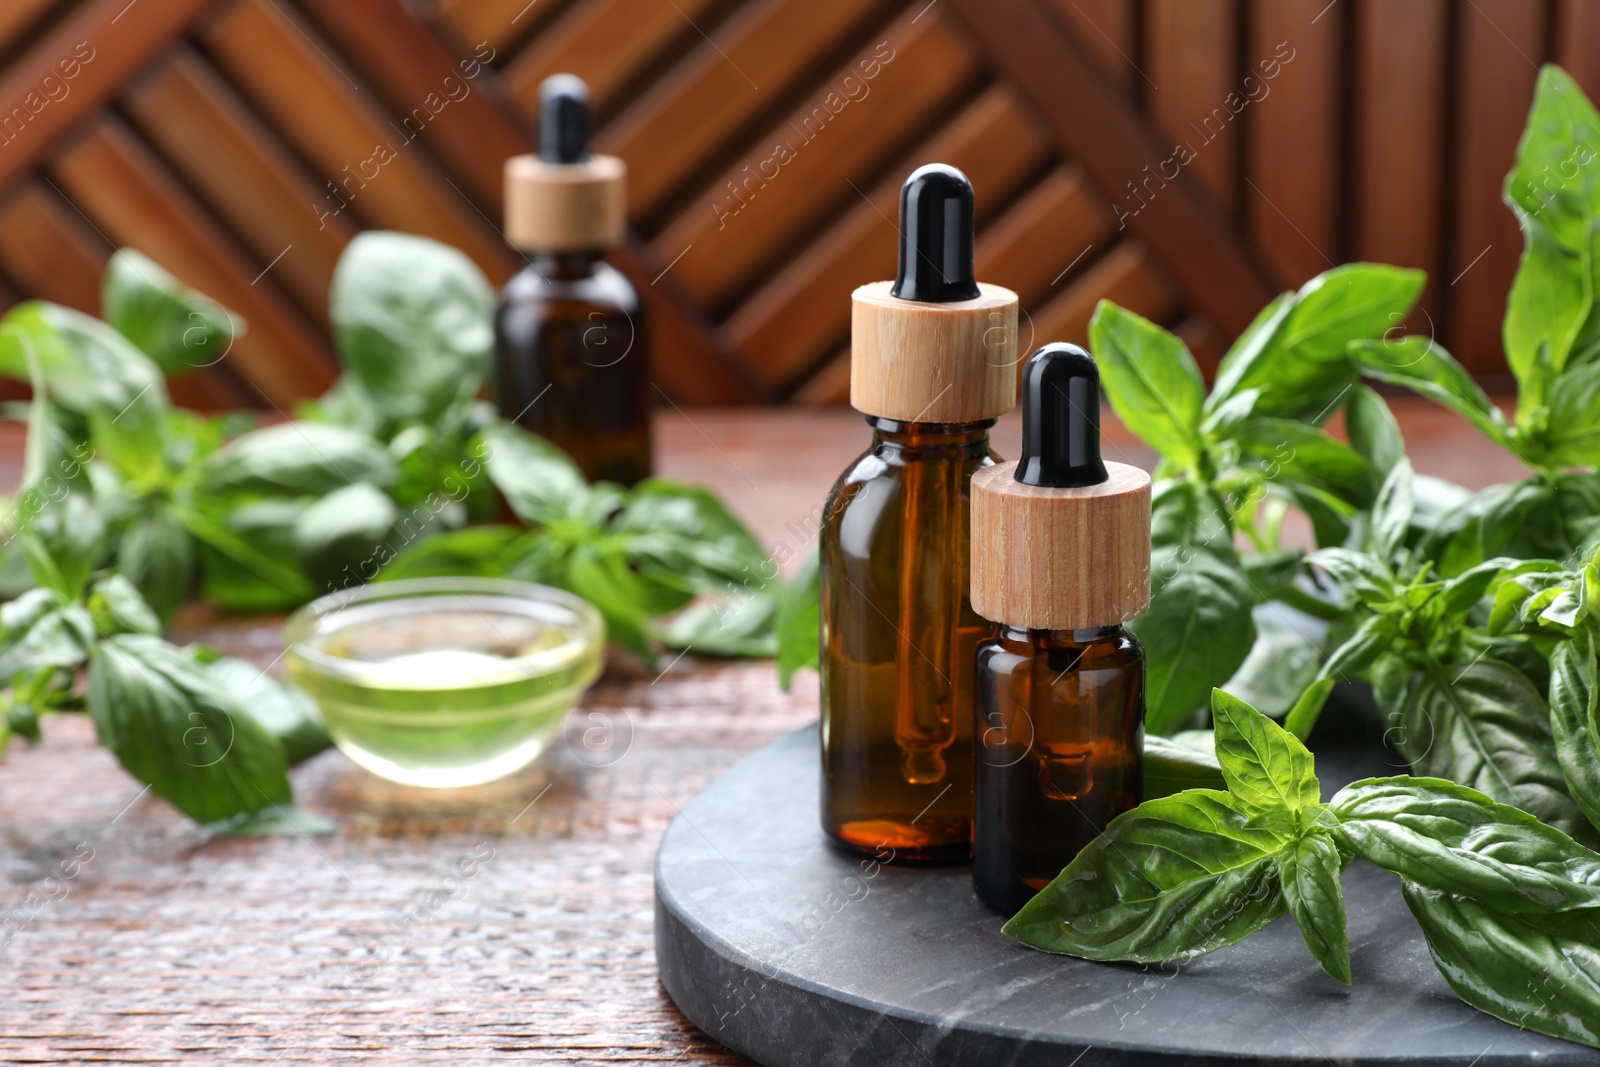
[284,578,605,788]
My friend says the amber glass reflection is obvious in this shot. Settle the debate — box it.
[973,625,1144,914]
[820,416,997,864]
[495,250,651,486]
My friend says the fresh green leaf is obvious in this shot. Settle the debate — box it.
[380,524,533,582]
[1283,677,1337,741]
[1370,458,1416,560]
[87,574,161,637]
[480,420,588,525]
[204,654,331,765]
[329,231,494,428]
[565,543,653,663]
[1332,776,1600,912]
[1087,301,1205,471]
[117,504,195,624]
[1218,611,1321,720]
[1142,730,1224,798]
[1209,264,1424,422]
[87,634,291,824]
[1344,385,1404,483]
[1002,789,1288,961]
[1402,882,1600,1049]
[101,249,239,375]
[181,499,316,611]
[1231,419,1373,506]
[655,591,777,658]
[0,589,95,678]
[208,804,335,837]
[294,483,397,593]
[1392,658,1591,839]
[1550,633,1600,836]
[197,422,396,498]
[1211,689,1320,813]
[1275,830,1352,985]
[1542,358,1600,467]
[1348,338,1511,447]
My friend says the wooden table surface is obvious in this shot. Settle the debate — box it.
[0,402,1532,1065]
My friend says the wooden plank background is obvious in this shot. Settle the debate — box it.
[0,0,1588,408]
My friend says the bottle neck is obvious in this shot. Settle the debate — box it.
[1000,624,1126,647]
[866,415,992,459]
[527,249,606,279]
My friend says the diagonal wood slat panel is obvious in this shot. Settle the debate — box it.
[0,0,1584,415]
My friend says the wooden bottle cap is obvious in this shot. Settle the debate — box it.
[504,154,627,252]
[970,459,1151,630]
[850,280,1020,422]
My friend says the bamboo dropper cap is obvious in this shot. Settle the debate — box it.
[971,343,1151,630]
[851,164,1020,423]
[505,74,626,252]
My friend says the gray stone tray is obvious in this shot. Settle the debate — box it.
[655,725,1600,1067]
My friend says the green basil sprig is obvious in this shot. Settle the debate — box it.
[1005,689,1600,1048]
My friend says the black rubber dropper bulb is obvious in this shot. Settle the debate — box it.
[540,73,590,164]
[1015,343,1109,488]
[890,163,981,303]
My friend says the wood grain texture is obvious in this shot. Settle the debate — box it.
[1244,0,1343,285]
[971,459,1151,630]
[504,154,627,250]
[1146,0,1239,215]
[1448,0,1546,374]
[850,281,1018,422]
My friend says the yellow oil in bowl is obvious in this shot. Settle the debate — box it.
[285,578,604,787]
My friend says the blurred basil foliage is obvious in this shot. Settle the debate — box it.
[0,230,773,831]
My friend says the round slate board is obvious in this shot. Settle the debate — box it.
[655,725,1599,1067]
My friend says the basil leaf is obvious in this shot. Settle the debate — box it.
[184,499,316,611]
[1542,358,1600,467]
[210,804,335,838]
[117,504,195,624]
[1275,830,1352,985]
[1392,658,1591,839]
[1550,634,1600,836]
[615,479,768,592]
[565,543,653,663]
[1231,419,1373,507]
[1211,689,1320,813]
[1087,301,1205,471]
[294,483,397,593]
[1503,66,1600,395]
[1142,730,1224,798]
[204,654,330,766]
[330,231,493,428]
[381,525,532,582]
[87,574,161,637]
[1209,264,1424,422]
[0,301,169,485]
[1139,482,1257,733]
[1402,883,1600,1049]
[1348,338,1512,447]
[775,545,819,691]
[88,634,292,824]
[0,589,95,678]
[101,248,238,376]
[1217,612,1321,722]
[1332,775,1600,912]
[481,420,588,525]
[19,481,104,602]
[1283,677,1337,742]
[1002,789,1288,961]
[655,591,778,658]
[1344,385,1403,482]
[1370,458,1415,560]
[197,422,395,498]
[1309,547,1395,606]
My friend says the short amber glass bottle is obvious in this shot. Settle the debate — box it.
[969,343,1152,914]
[821,417,997,863]
[495,73,651,486]
[973,625,1144,914]
[819,163,1019,865]
[496,249,650,485]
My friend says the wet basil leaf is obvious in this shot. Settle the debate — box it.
[1402,882,1600,1049]
[204,654,331,766]
[101,249,238,376]
[1003,789,1289,961]
[1275,830,1352,985]
[197,422,395,498]
[1332,776,1600,912]
[88,634,291,824]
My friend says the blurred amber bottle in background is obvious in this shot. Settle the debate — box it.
[819,164,1019,865]
[496,73,651,486]
[969,344,1151,914]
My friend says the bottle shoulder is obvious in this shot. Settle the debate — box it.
[500,259,640,315]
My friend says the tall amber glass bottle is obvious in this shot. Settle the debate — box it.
[820,164,1019,865]
[969,343,1152,914]
[496,74,651,486]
